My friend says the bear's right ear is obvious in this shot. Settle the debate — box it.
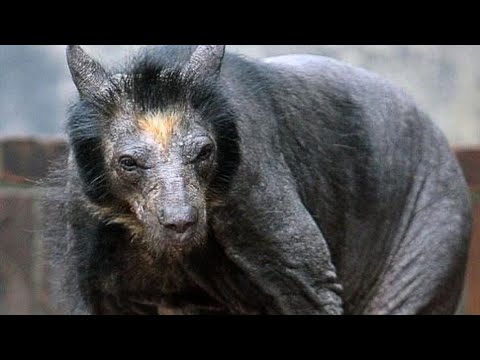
[66,45,110,98]
[184,45,226,78]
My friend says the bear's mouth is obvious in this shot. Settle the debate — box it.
[129,291,229,315]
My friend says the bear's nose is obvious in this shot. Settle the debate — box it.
[161,206,198,234]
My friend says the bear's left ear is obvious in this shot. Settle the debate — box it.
[66,45,110,98]
[184,45,226,78]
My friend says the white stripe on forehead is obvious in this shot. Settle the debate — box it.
[137,111,182,149]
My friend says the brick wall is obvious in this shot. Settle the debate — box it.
[456,148,480,314]
[0,138,66,314]
[0,138,479,315]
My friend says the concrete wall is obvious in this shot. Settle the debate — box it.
[0,45,479,146]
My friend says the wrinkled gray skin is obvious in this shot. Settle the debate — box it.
[231,55,472,314]
[47,45,471,315]
[215,54,471,314]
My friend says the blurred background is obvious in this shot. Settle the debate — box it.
[0,45,478,314]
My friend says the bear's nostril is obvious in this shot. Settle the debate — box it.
[161,206,198,234]
[164,220,195,233]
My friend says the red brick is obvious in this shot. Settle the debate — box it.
[465,191,480,314]
[0,138,67,183]
[0,190,35,314]
[455,148,480,187]
[0,252,32,315]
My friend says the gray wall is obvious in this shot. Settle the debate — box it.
[1,45,479,146]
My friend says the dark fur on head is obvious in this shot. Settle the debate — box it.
[42,46,264,314]
[68,46,240,208]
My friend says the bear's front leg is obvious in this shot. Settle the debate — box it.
[211,171,344,315]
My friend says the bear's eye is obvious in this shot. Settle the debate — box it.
[119,156,138,171]
[194,143,214,163]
